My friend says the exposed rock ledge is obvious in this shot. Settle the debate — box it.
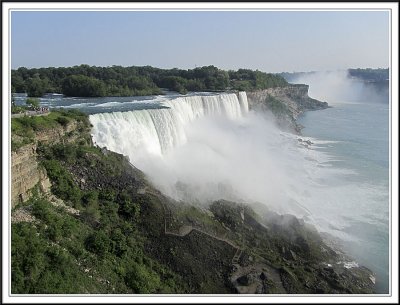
[11,120,89,208]
[246,84,329,133]
[11,143,51,208]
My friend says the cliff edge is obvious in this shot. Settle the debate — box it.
[11,111,91,208]
[10,109,375,294]
[246,84,329,133]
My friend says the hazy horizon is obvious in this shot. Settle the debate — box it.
[11,10,389,73]
[10,63,389,75]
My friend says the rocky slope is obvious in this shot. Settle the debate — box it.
[11,118,88,208]
[10,106,375,294]
[246,84,329,133]
[11,143,51,208]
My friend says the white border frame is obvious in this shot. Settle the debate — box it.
[2,2,398,304]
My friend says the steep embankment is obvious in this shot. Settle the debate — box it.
[11,113,90,208]
[246,84,328,133]
[11,112,191,294]
[11,143,51,207]
[11,102,374,294]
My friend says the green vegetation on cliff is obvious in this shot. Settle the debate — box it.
[12,133,188,293]
[12,197,184,294]
[263,94,292,118]
[11,110,89,151]
[12,98,40,114]
[11,64,288,97]
[11,110,375,295]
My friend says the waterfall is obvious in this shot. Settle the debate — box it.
[89,92,249,160]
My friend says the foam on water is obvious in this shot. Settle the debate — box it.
[90,92,363,232]
[298,97,389,293]
[89,90,389,293]
[90,92,248,156]
[64,102,97,108]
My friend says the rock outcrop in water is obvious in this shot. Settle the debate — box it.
[246,84,329,133]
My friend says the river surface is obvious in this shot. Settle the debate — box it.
[298,101,389,293]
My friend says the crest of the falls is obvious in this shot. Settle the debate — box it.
[89,92,249,160]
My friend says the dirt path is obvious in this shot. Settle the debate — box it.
[161,202,242,265]
[150,192,285,294]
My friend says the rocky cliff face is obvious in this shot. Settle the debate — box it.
[246,85,328,133]
[34,121,79,143]
[11,120,87,208]
[11,143,51,208]
[11,110,377,294]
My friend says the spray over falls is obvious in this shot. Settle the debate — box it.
[90,92,249,158]
[89,89,383,248]
[89,91,319,215]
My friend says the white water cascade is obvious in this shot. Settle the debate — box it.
[90,87,388,293]
[90,92,249,161]
[90,90,369,239]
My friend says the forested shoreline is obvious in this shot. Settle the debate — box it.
[347,68,389,81]
[11,65,288,97]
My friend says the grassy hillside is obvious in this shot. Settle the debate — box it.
[11,110,375,294]
[12,136,188,293]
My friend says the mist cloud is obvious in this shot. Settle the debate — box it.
[289,70,388,104]
[135,111,346,219]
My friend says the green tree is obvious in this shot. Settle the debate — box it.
[62,75,107,97]
[125,264,161,293]
[110,228,128,257]
[42,160,82,207]
[26,76,50,97]
[159,76,187,94]
[12,64,289,98]
[118,191,140,220]
[85,231,110,257]
[81,191,101,225]
[11,72,27,93]
[185,79,205,91]
[26,98,40,109]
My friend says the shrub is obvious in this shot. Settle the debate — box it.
[82,191,99,207]
[55,116,71,126]
[118,191,140,220]
[31,198,50,221]
[26,97,40,109]
[11,105,28,114]
[110,228,128,257]
[46,220,63,242]
[42,160,82,206]
[99,189,116,202]
[81,203,101,226]
[85,231,110,257]
[125,263,161,293]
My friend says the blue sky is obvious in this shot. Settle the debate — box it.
[11,10,389,72]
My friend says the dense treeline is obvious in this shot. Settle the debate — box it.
[348,68,389,82]
[280,68,389,84]
[11,64,288,97]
